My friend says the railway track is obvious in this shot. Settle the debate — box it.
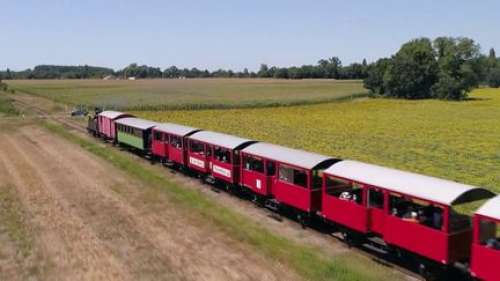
[10,93,430,281]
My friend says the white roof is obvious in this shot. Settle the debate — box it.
[98,110,130,119]
[189,131,254,150]
[115,117,159,130]
[325,160,493,206]
[242,142,334,170]
[476,196,500,220]
[154,123,199,136]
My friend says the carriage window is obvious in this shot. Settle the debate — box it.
[190,141,205,154]
[133,128,143,138]
[170,135,182,149]
[389,195,444,230]
[368,189,384,209]
[154,132,163,141]
[266,161,275,176]
[214,147,231,164]
[479,219,500,250]
[325,176,362,204]
[243,155,264,173]
[312,170,323,189]
[278,165,307,188]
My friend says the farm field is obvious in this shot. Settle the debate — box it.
[7,79,366,110]
[135,88,500,195]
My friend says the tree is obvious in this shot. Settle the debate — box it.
[258,64,270,78]
[273,68,288,79]
[327,57,342,78]
[363,58,391,95]
[488,48,497,68]
[488,66,500,87]
[383,38,439,99]
[5,68,12,80]
[432,37,481,100]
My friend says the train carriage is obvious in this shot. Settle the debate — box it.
[471,196,500,281]
[115,118,159,152]
[97,111,134,140]
[321,160,495,265]
[151,123,200,165]
[241,142,338,213]
[186,131,256,185]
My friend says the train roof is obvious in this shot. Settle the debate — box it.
[476,196,500,220]
[242,142,336,170]
[154,123,200,136]
[188,131,255,150]
[325,160,494,206]
[115,117,159,130]
[98,110,131,119]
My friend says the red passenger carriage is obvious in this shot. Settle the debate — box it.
[321,160,494,266]
[151,123,200,166]
[240,143,337,213]
[186,131,256,185]
[471,196,500,281]
[97,111,134,140]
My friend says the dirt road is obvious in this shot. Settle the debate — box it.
[0,123,300,281]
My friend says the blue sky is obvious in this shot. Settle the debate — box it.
[1,0,499,71]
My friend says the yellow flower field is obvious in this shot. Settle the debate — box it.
[135,88,500,194]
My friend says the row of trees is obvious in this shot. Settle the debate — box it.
[0,58,369,80]
[0,65,114,79]
[116,58,369,80]
[363,37,500,100]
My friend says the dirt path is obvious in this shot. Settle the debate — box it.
[0,123,300,281]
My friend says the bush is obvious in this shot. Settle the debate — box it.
[488,67,500,88]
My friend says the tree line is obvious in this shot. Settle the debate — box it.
[0,59,370,80]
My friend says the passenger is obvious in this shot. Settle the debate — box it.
[339,192,352,201]
[402,208,419,223]
[486,238,500,250]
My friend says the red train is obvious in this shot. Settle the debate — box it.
[88,111,500,280]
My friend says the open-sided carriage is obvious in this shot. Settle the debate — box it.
[96,111,134,141]
[186,131,256,186]
[151,123,200,166]
[240,142,338,220]
[320,160,495,269]
[471,196,500,281]
[115,117,158,153]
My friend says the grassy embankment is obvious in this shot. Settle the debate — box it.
[42,121,404,281]
[136,88,500,199]
[0,91,18,116]
[8,79,367,110]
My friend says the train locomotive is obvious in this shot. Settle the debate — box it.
[88,110,500,281]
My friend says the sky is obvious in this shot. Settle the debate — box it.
[1,0,499,71]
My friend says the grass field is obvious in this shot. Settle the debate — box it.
[135,88,500,196]
[0,92,18,116]
[7,79,366,110]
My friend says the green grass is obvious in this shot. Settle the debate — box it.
[0,91,19,116]
[136,88,500,199]
[0,184,32,258]
[8,79,367,110]
[41,120,405,281]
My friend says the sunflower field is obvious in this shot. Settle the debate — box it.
[135,88,500,195]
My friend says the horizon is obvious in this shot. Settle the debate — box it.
[2,0,499,72]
